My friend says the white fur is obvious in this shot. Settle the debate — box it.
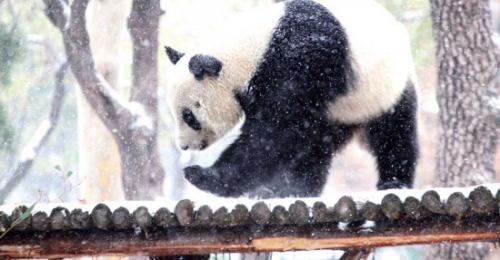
[190,114,246,167]
[166,0,416,150]
[166,4,284,150]
[318,0,416,123]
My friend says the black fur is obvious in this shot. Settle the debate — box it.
[184,0,418,198]
[188,55,223,81]
[165,46,184,64]
[365,82,418,190]
[182,109,202,131]
[185,0,355,198]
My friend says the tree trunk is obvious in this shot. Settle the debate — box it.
[426,0,500,258]
[123,0,164,200]
[77,0,128,202]
[43,0,165,201]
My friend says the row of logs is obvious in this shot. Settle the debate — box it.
[1,186,499,232]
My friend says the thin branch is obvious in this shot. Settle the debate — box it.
[6,0,18,33]
[43,0,69,31]
[0,62,69,204]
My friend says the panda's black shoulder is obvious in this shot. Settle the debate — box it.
[244,0,352,114]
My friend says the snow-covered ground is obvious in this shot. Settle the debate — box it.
[2,183,499,218]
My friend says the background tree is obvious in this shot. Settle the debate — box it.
[426,0,500,259]
[43,0,164,200]
[77,0,128,202]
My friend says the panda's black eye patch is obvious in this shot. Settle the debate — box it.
[182,109,202,131]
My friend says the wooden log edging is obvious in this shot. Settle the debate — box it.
[1,184,500,258]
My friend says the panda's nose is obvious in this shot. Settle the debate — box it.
[181,145,189,150]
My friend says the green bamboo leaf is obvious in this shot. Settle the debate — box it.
[66,171,73,178]
[55,165,62,171]
[20,202,37,220]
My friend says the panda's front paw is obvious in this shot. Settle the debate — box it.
[377,179,411,190]
[183,165,242,197]
[184,165,207,186]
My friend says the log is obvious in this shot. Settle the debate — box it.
[289,200,309,225]
[69,208,92,230]
[469,186,497,215]
[421,190,445,214]
[312,201,333,223]
[250,202,271,225]
[174,199,194,226]
[153,207,173,228]
[133,206,152,229]
[194,205,213,226]
[381,194,403,220]
[112,207,132,230]
[361,201,383,221]
[11,206,31,231]
[230,204,249,226]
[91,203,112,229]
[271,205,290,225]
[213,207,230,227]
[32,212,48,231]
[333,196,358,223]
[49,207,71,230]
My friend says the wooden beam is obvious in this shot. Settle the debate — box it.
[1,216,500,259]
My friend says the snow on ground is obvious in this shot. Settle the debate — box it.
[2,183,499,217]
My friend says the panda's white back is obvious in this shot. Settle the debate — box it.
[317,0,416,124]
[198,3,286,94]
[192,0,415,124]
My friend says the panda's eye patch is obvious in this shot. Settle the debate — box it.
[182,109,202,131]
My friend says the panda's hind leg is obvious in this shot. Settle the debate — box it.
[364,82,419,190]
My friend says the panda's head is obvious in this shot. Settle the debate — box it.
[165,46,244,151]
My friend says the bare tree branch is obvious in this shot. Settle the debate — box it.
[6,0,18,32]
[43,0,69,31]
[43,0,165,200]
[0,62,69,204]
[42,0,141,137]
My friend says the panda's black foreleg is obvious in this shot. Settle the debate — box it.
[184,131,272,197]
[184,165,252,197]
[365,83,419,190]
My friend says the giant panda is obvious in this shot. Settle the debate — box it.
[165,0,419,198]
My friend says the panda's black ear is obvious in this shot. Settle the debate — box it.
[188,54,223,81]
[165,46,184,64]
